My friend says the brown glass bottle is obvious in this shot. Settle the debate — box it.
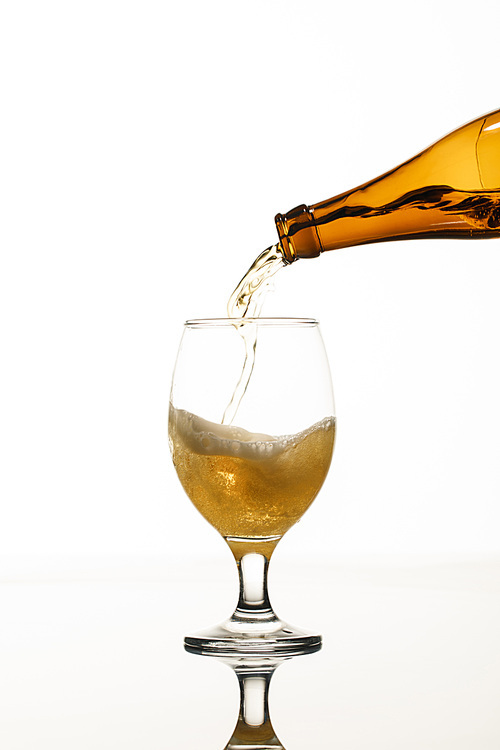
[275,109,500,263]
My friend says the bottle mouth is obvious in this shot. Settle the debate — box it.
[274,216,296,264]
[275,206,323,260]
[184,317,319,328]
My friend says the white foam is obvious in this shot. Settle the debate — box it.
[169,405,334,461]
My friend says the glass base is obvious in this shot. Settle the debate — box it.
[184,617,322,657]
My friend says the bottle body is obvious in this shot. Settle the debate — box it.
[275,109,500,263]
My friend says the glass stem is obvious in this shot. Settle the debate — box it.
[225,537,281,629]
[236,553,273,618]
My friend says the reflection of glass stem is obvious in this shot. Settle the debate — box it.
[224,659,285,749]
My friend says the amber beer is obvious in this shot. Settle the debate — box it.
[275,109,500,262]
[169,405,335,541]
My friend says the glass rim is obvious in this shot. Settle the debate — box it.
[184,317,319,328]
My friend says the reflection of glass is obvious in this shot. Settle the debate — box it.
[169,318,335,655]
[222,656,287,749]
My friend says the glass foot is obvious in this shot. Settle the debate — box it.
[184,618,322,657]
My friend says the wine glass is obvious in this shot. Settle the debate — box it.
[169,318,335,656]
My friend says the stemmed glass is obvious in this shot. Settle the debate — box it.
[169,318,335,655]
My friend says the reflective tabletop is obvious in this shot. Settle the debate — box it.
[0,554,499,748]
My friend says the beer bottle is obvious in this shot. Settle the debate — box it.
[275,109,500,263]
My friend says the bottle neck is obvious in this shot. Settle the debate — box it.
[275,205,323,262]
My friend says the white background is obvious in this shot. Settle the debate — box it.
[1,0,500,562]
